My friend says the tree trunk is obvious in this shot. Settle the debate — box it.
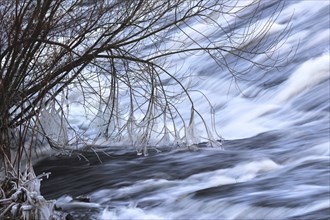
[0,76,12,173]
[0,112,12,173]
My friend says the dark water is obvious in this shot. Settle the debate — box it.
[35,0,330,219]
[35,127,329,219]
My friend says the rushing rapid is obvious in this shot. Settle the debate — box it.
[35,0,329,219]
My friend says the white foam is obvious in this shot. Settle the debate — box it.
[275,53,330,103]
[282,0,329,20]
[303,142,330,157]
[100,207,164,220]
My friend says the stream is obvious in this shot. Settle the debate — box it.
[35,0,329,219]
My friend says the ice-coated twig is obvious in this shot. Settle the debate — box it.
[21,172,51,187]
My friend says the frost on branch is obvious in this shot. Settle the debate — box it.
[38,101,69,148]
[0,167,55,219]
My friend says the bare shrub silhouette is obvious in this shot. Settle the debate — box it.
[0,1,291,218]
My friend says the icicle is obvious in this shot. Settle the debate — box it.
[185,107,200,146]
[11,204,19,217]
[157,126,170,147]
[143,145,149,156]
[127,114,137,146]
[21,205,33,220]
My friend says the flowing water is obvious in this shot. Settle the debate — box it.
[35,1,329,219]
